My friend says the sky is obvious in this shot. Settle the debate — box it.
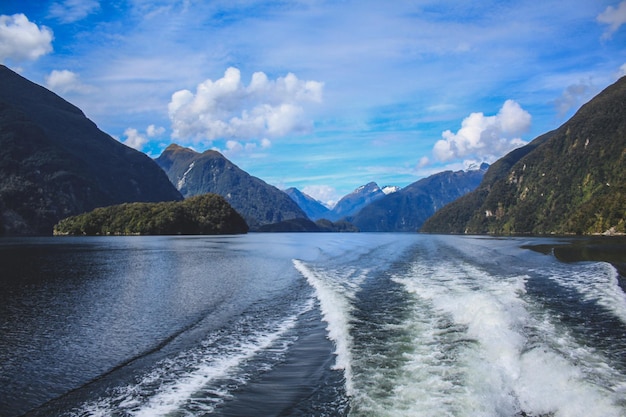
[1,0,626,207]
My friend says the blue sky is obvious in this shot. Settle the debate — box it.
[1,0,625,206]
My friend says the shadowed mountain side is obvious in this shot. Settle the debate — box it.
[350,167,487,232]
[155,144,307,229]
[0,65,182,235]
[284,187,330,220]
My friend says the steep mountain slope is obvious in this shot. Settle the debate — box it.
[0,65,182,235]
[284,187,330,220]
[350,165,487,232]
[422,76,626,235]
[155,144,308,228]
[324,182,389,221]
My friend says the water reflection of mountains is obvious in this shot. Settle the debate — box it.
[524,237,626,282]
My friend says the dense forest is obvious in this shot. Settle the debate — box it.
[422,76,626,235]
[53,194,248,235]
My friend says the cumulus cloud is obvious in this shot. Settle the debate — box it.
[122,128,148,150]
[121,125,165,151]
[146,124,165,137]
[552,79,594,116]
[433,100,531,162]
[168,67,323,142]
[302,185,338,209]
[49,0,100,23]
[618,63,626,78]
[45,70,93,94]
[597,0,626,39]
[218,138,272,157]
[0,14,53,63]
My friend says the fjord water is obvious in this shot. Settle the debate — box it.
[1,234,625,417]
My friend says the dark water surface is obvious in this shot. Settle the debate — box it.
[1,234,625,417]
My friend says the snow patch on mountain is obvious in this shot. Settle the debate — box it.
[177,161,195,190]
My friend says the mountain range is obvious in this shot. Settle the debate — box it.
[0,65,181,235]
[2,64,623,236]
[324,182,393,222]
[349,164,488,232]
[155,144,307,229]
[422,76,626,235]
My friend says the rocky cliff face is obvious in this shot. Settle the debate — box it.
[0,65,182,235]
[422,76,626,235]
[155,144,308,229]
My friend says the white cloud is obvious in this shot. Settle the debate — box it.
[121,124,167,151]
[218,138,272,158]
[49,0,100,24]
[168,67,323,142]
[260,138,272,148]
[302,185,338,209]
[417,156,430,168]
[618,63,626,78]
[0,14,53,63]
[433,100,531,162]
[146,124,165,137]
[45,69,93,95]
[597,0,626,39]
[552,79,595,116]
[122,128,148,150]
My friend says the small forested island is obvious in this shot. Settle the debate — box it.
[53,194,248,235]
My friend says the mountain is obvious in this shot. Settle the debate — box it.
[284,187,330,220]
[422,76,626,235]
[382,185,401,194]
[324,182,391,221]
[54,194,248,235]
[350,165,488,232]
[155,144,308,229]
[0,65,182,235]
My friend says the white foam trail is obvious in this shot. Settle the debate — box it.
[389,262,528,416]
[293,259,366,396]
[390,259,625,417]
[543,261,626,324]
[72,299,315,417]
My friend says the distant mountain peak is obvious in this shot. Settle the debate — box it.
[382,185,401,195]
[321,181,386,221]
[156,144,307,229]
[351,169,486,232]
[284,187,330,220]
[355,182,380,193]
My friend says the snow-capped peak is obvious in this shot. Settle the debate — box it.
[382,185,400,195]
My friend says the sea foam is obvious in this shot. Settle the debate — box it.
[388,258,625,417]
[71,298,314,417]
[293,258,368,396]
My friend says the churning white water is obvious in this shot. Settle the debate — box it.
[2,234,625,417]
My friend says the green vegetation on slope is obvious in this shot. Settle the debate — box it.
[422,76,626,235]
[53,194,248,235]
